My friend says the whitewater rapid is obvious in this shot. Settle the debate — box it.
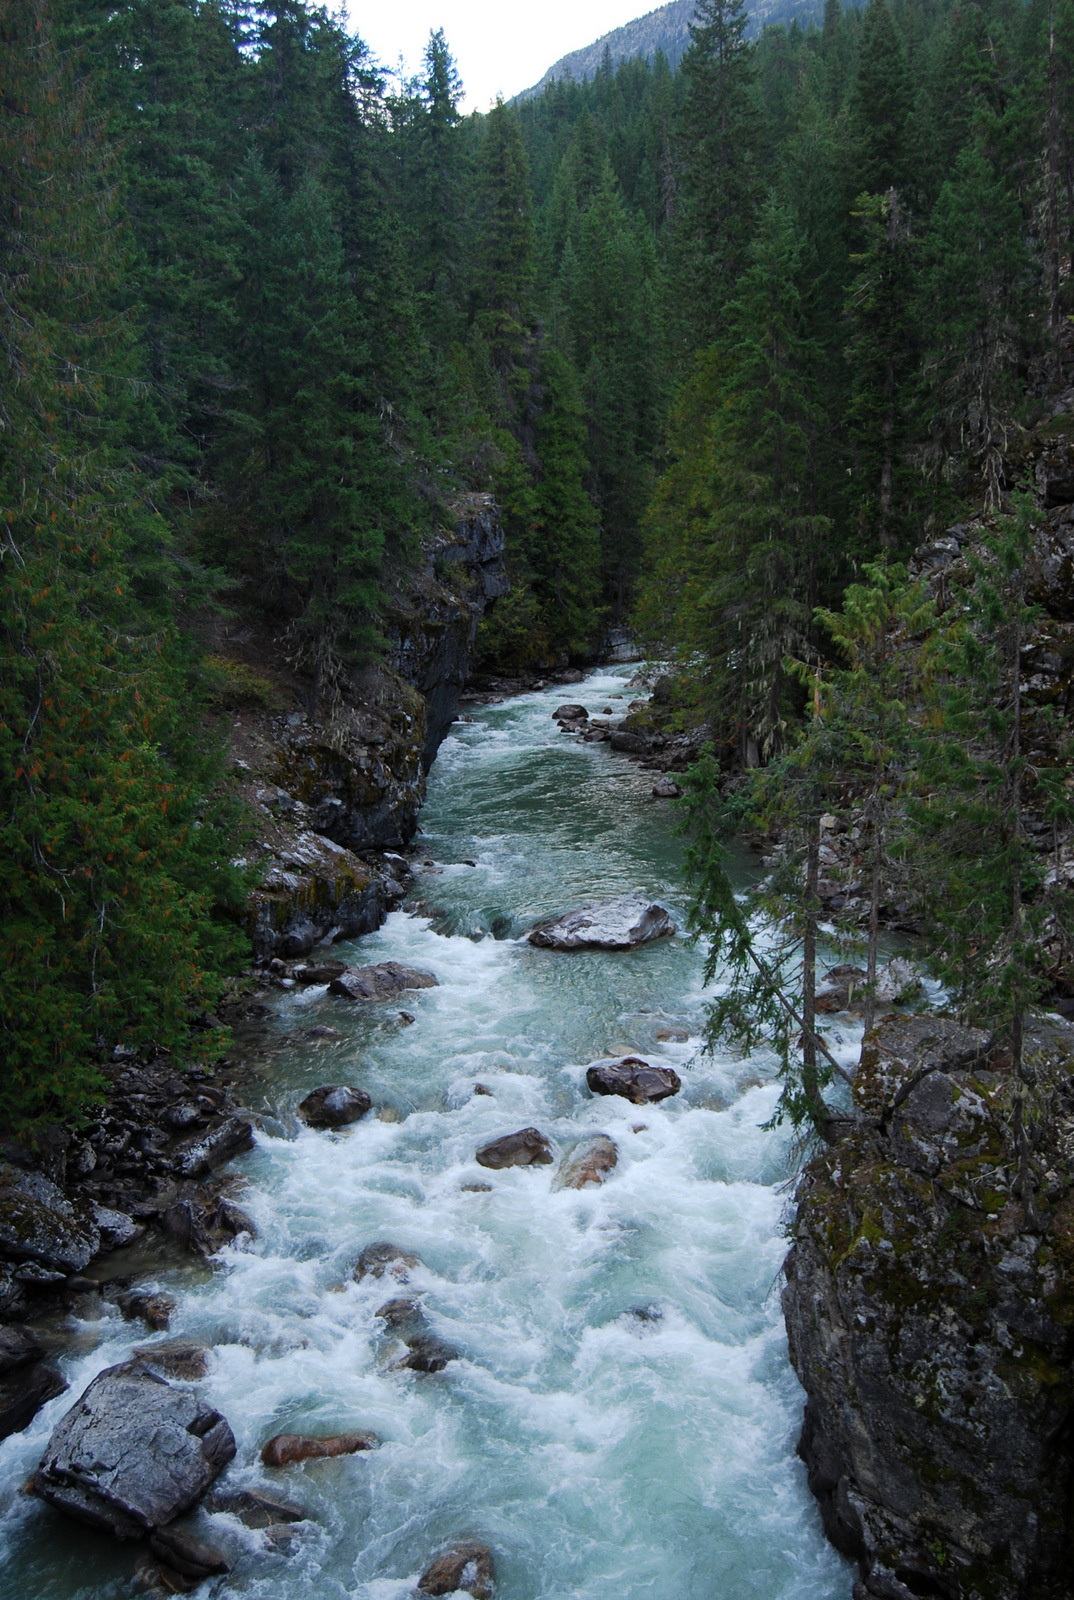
[0,666,853,1599]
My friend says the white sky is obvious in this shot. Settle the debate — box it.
[346,0,653,111]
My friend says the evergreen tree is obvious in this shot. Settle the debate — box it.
[675,0,762,337]
[643,201,831,761]
[0,0,245,1132]
[844,188,919,550]
[918,134,1034,503]
[473,101,537,409]
[851,0,912,195]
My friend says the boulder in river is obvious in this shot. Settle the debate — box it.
[0,1325,67,1441]
[815,965,869,1014]
[298,1085,372,1128]
[651,778,682,799]
[0,1165,99,1275]
[33,1359,235,1538]
[528,894,675,951]
[475,1128,554,1169]
[355,1240,422,1281]
[374,1297,458,1373]
[586,1058,681,1104]
[553,1135,618,1191]
[417,1541,496,1598]
[261,1430,378,1467]
[169,1115,255,1178]
[553,704,588,722]
[328,962,438,1001]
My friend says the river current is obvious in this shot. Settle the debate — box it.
[0,665,853,1600]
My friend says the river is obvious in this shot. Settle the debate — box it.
[0,665,853,1600]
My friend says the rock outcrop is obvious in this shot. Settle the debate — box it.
[528,894,675,951]
[34,1359,235,1538]
[783,1013,1074,1600]
[0,1325,66,1441]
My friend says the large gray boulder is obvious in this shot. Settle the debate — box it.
[328,962,438,1001]
[528,894,675,951]
[0,1165,99,1274]
[34,1359,235,1538]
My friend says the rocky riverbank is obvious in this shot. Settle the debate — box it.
[0,499,508,1428]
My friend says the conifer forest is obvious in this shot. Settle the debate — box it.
[6,0,1074,1596]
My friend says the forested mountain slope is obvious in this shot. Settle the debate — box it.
[521,0,845,96]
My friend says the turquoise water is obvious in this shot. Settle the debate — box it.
[0,665,853,1600]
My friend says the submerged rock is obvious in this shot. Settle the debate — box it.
[34,1359,235,1537]
[355,1241,422,1281]
[328,962,438,1001]
[374,1296,458,1374]
[147,1524,231,1581]
[528,894,675,951]
[298,1085,372,1128]
[113,1288,175,1330]
[260,1430,378,1467]
[475,1128,554,1169]
[586,1058,681,1104]
[553,1135,618,1190]
[205,1486,307,1527]
[131,1340,212,1382]
[417,1542,495,1598]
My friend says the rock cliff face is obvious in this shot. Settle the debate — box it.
[238,496,506,960]
[783,1013,1074,1600]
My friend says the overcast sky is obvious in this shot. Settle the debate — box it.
[347,0,651,111]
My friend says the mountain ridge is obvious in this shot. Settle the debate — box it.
[518,0,846,98]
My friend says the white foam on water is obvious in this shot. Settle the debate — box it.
[0,666,853,1599]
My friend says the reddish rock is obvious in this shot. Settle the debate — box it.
[260,1430,378,1467]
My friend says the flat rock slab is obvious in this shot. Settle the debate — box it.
[328,962,438,1001]
[261,1430,378,1467]
[553,1135,618,1191]
[475,1128,554,1169]
[586,1058,681,1104]
[528,894,675,951]
[34,1359,235,1538]
[298,1085,372,1128]
[418,1542,496,1598]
